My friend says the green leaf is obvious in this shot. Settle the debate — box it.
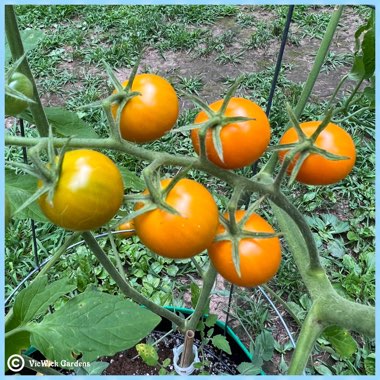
[30,291,161,366]
[287,301,307,321]
[205,313,218,328]
[190,282,201,309]
[5,168,48,222]
[13,275,76,326]
[237,362,261,375]
[211,334,231,355]
[117,166,145,191]
[21,107,99,138]
[166,264,179,277]
[327,240,345,258]
[349,54,365,81]
[363,85,375,107]
[364,353,375,375]
[136,343,159,366]
[254,330,274,362]
[323,326,357,359]
[5,331,31,371]
[314,363,333,375]
[362,29,375,79]
[5,29,44,64]
[75,361,109,375]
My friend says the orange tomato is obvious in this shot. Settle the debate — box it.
[208,210,281,287]
[116,220,135,238]
[111,73,179,143]
[134,178,219,259]
[278,121,356,185]
[191,97,270,169]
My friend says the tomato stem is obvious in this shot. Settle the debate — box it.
[82,231,186,330]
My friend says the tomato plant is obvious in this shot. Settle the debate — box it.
[5,72,33,116]
[38,149,124,231]
[134,178,219,259]
[279,121,356,185]
[116,220,135,238]
[191,97,271,169]
[208,210,281,287]
[111,73,179,143]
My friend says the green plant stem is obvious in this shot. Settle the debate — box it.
[288,304,324,375]
[294,6,344,119]
[5,5,49,137]
[107,230,127,280]
[81,231,185,331]
[186,263,218,331]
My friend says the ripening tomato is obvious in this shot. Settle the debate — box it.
[208,210,281,287]
[38,150,124,231]
[111,73,179,143]
[116,220,135,238]
[278,121,356,185]
[191,97,270,169]
[134,178,219,259]
[5,72,34,116]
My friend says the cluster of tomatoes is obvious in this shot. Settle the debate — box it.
[33,73,356,288]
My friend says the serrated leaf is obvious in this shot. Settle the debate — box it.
[323,326,357,359]
[205,313,218,327]
[13,275,76,326]
[237,362,261,375]
[287,301,307,321]
[211,334,231,355]
[30,291,160,366]
[5,29,44,64]
[364,353,375,375]
[5,168,48,222]
[117,166,145,191]
[21,107,99,138]
[191,282,201,309]
[136,343,159,366]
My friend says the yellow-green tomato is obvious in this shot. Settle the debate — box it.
[38,149,124,231]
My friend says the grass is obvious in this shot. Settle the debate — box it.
[6,4,375,375]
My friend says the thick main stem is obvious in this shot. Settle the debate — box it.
[288,304,325,375]
[81,231,185,330]
[186,263,218,331]
[5,5,49,137]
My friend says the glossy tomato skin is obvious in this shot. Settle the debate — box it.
[191,97,270,169]
[38,150,124,231]
[5,72,34,116]
[208,210,281,287]
[279,121,356,185]
[112,74,179,143]
[116,220,135,238]
[134,178,219,259]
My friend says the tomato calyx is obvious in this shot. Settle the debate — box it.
[123,161,192,224]
[213,189,280,278]
[273,105,350,186]
[174,77,255,165]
